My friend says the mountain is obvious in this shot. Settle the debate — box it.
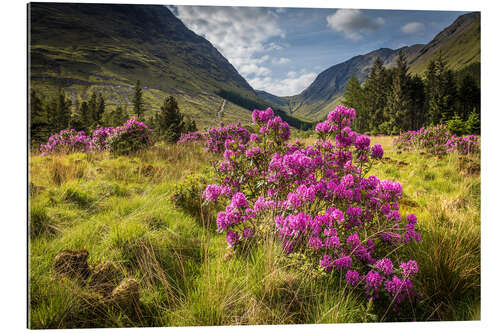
[258,12,480,121]
[407,12,480,73]
[29,3,307,128]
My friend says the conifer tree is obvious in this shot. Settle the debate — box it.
[133,80,145,121]
[458,73,480,120]
[407,75,426,129]
[364,57,389,133]
[95,93,105,125]
[87,92,98,128]
[80,101,90,129]
[29,89,49,143]
[384,50,411,134]
[155,96,185,143]
[343,76,367,133]
[111,104,129,126]
[48,89,71,133]
[184,117,198,133]
[69,98,87,132]
[426,52,457,124]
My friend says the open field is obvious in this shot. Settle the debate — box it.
[28,136,480,328]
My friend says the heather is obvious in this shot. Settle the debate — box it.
[29,109,480,328]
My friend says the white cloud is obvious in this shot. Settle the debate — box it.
[239,63,271,77]
[326,9,384,40]
[172,6,284,78]
[401,22,425,34]
[249,71,317,96]
[272,57,291,65]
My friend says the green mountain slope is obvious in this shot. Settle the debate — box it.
[408,12,480,73]
[29,3,294,128]
[257,12,480,122]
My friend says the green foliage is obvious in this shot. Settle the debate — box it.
[465,109,480,134]
[154,96,185,143]
[446,114,468,135]
[30,200,53,238]
[30,89,50,144]
[384,50,411,133]
[106,119,153,155]
[426,53,458,124]
[133,80,145,121]
[110,105,130,127]
[364,57,390,132]
[343,76,367,133]
[171,172,215,222]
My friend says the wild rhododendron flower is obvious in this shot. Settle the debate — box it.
[202,105,421,312]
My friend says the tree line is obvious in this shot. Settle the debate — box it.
[30,80,197,145]
[343,51,480,135]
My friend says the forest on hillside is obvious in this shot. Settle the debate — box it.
[342,52,480,136]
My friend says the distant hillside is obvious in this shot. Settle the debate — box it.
[29,3,308,129]
[407,12,480,73]
[258,12,480,121]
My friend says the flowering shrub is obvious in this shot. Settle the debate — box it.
[444,134,480,155]
[90,127,115,152]
[104,118,153,155]
[204,122,251,154]
[40,129,91,155]
[40,119,153,156]
[203,105,421,312]
[394,125,479,156]
[177,131,205,144]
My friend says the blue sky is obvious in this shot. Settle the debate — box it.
[168,5,468,96]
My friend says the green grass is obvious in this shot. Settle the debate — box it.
[28,136,481,328]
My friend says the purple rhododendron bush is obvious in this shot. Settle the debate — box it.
[203,106,422,315]
[393,124,480,156]
[40,118,153,155]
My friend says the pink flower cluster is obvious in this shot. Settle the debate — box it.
[178,131,205,144]
[40,129,91,155]
[40,118,152,155]
[90,127,115,152]
[444,134,480,155]
[394,124,479,155]
[203,105,421,310]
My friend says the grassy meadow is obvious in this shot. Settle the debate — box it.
[28,135,480,328]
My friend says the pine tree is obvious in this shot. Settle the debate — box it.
[426,52,457,124]
[184,117,198,133]
[343,76,367,133]
[465,108,480,134]
[407,75,426,129]
[384,50,411,134]
[133,80,145,121]
[80,101,91,129]
[87,92,98,128]
[155,96,185,143]
[458,73,480,120]
[48,89,71,133]
[95,93,105,125]
[364,57,389,133]
[111,104,129,126]
[29,89,50,144]
[69,98,87,131]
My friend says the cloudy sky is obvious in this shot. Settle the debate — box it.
[168,6,467,96]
